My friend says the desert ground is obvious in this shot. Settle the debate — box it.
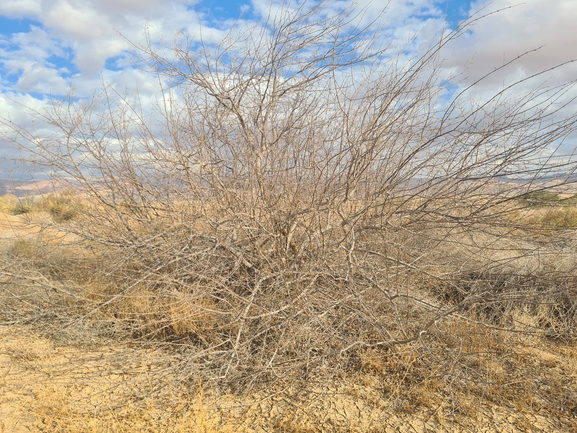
[1,196,576,432]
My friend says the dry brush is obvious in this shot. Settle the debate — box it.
[2,0,577,402]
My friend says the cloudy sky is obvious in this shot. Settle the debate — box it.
[0,0,576,178]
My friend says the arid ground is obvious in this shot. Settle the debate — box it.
[1,201,576,432]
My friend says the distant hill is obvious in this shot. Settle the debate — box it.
[0,179,58,197]
[1,174,576,198]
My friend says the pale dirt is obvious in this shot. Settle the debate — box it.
[0,211,41,238]
[0,326,181,433]
[0,327,572,432]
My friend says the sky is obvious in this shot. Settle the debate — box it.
[0,0,576,178]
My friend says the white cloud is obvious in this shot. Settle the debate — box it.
[44,2,104,41]
[15,63,69,93]
[75,40,130,74]
[0,92,53,173]
[1,0,573,93]
[0,0,41,19]
[1,0,577,178]
[446,0,577,88]
[0,26,69,96]
[0,0,209,76]
[0,92,56,132]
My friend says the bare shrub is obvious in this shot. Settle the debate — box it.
[2,0,577,394]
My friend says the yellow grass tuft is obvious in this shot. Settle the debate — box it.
[38,190,83,223]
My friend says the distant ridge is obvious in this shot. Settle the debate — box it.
[0,179,59,197]
[1,174,576,197]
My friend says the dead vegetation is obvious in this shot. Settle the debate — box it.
[1,0,577,430]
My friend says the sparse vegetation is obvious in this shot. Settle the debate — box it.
[515,190,577,231]
[526,207,577,230]
[10,237,40,259]
[0,193,17,213]
[1,0,577,430]
[12,196,37,215]
[519,190,562,205]
[38,190,83,223]
[519,190,577,208]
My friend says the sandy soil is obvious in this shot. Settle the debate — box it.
[1,211,576,432]
[0,324,573,432]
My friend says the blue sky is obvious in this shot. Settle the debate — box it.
[0,0,576,177]
[0,0,479,98]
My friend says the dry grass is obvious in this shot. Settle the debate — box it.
[2,194,577,431]
[512,191,577,231]
[523,207,577,230]
[1,321,575,432]
[0,190,83,222]
[37,190,83,223]
[0,194,17,213]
